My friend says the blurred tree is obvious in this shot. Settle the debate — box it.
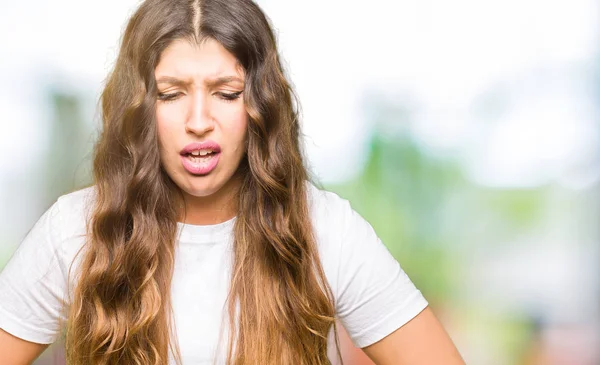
[44,87,94,202]
[324,94,551,364]
[326,130,462,306]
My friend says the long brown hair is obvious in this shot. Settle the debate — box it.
[64,0,342,364]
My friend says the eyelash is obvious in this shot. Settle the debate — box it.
[157,91,243,103]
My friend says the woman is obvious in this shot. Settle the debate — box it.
[0,0,465,364]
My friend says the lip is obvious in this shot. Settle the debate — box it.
[180,141,222,155]
[180,152,220,175]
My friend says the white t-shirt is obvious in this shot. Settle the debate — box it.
[0,182,428,364]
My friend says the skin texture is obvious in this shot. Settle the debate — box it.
[0,329,47,365]
[361,306,466,365]
[155,38,249,225]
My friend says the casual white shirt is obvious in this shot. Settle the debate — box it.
[0,182,428,363]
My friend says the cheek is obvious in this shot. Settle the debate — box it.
[232,113,248,142]
[156,105,172,131]
[155,107,178,157]
[229,116,248,155]
[220,108,248,143]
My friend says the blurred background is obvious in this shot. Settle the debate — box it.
[1,0,599,364]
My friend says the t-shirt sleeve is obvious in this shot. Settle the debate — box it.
[334,198,428,348]
[0,200,68,344]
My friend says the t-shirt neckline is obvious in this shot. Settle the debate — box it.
[176,216,236,244]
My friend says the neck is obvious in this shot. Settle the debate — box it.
[179,172,242,225]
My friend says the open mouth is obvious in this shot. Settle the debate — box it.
[184,151,218,162]
[180,151,221,175]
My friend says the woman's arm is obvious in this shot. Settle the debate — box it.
[362,306,466,365]
[0,328,49,365]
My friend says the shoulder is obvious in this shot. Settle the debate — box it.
[304,181,359,280]
[305,181,358,246]
[305,180,352,223]
[0,186,97,343]
[305,181,370,241]
[55,185,96,216]
[47,185,96,260]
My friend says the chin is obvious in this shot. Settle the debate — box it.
[182,183,222,198]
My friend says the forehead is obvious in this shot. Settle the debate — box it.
[155,38,244,80]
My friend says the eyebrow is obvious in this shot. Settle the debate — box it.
[156,75,244,88]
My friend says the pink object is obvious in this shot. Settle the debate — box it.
[180,141,221,155]
[180,152,220,175]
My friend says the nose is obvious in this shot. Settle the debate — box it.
[185,92,214,136]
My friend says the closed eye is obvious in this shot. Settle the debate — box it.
[157,92,183,102]
[216,91,243,102]
[157,90,243,103]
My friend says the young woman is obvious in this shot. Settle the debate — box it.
[0,0,465,364]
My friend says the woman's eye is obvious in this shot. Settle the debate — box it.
[157,91,242,103]
[157,92,182,102]
[216,91,243,102]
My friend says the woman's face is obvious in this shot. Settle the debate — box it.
[154,38,248,214]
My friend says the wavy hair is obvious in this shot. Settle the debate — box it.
[64,0,343,364]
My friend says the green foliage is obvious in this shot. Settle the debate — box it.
[325,126,548,309]
[326,132,465,302]
[44,88,94,201]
